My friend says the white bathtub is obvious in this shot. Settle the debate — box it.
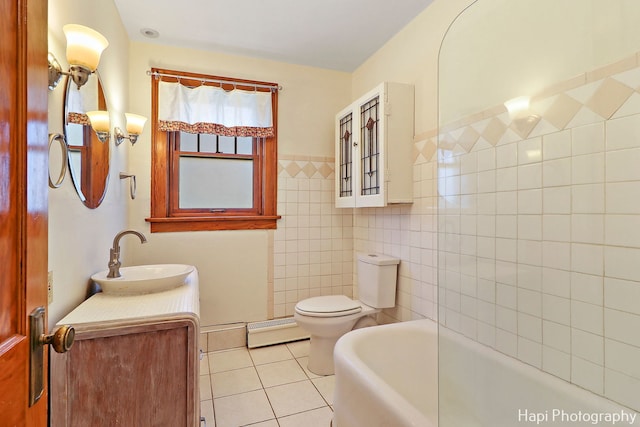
[333,319,639,427]
[333,319,438,427]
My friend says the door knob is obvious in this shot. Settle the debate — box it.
[41,324,75,353]
[29,307,75,406]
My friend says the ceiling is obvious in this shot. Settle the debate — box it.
[113,0,434,72]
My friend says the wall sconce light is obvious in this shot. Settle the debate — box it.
[115,113,147,145]
[48,24,109,90]
[86,110,111,143]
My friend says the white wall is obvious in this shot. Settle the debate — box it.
[47,0,131,329]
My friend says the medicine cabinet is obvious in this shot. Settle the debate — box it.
[335,82,414,208]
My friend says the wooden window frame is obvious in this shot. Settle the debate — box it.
[146,68,280,232]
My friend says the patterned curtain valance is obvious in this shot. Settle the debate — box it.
[67,112,90,126]
[158,80,274,137]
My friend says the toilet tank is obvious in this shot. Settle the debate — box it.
[357,253,400,308]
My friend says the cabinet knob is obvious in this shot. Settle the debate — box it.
[353,141,358,146]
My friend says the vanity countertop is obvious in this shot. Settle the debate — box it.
[56,268,200,330]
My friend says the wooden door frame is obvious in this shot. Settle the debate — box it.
[24,0,50,422]
[0,0,49,424]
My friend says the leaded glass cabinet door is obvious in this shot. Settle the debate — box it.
[353,85,386,207]
[335,105,357,208]
[357,92,385,206]
[334,82,413,208]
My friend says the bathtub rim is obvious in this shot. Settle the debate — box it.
[333,318,438,427]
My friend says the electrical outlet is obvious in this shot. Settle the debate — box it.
[47,271,53,304]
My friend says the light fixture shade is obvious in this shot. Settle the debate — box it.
[63,24,109,71]
[125,113,147,135]
[86,110,110,133]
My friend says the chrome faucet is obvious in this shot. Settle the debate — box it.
[107,230,148,278]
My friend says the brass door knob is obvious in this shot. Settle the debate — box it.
[41,325,75,353]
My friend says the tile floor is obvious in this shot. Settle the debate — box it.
[200,339,335,427]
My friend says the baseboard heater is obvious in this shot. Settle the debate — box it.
[246,317,309,348]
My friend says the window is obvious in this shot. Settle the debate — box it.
[146,68,280,232]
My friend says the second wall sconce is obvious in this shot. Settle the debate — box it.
[115,113,147,145]
[48,24,109,90]
[86,110,111,143]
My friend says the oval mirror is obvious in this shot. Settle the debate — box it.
[63,72,110,208]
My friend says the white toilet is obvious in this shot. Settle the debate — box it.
[294,252,400,375]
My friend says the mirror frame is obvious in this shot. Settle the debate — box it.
[63,72,110,208]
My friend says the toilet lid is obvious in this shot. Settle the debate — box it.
[295,295,362,318]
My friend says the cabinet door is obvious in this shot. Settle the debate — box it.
[355,88,385,207]
[334,82,413,209]
[335,106,356,208]
[51,319,199,427]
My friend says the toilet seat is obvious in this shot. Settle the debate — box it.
[295,295,362,318]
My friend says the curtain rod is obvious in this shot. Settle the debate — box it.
[147,70,282,91]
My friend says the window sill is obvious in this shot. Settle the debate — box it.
[145,215,281,232]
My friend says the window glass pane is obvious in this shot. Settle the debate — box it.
[237,137,253,155]
[180,132,198,152]
[179,157,253,208]
[218,136,236,154]
[66,123,85,147]
[199,133,218,153]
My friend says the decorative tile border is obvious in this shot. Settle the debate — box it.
[279,133,440,175]
[278,155,334,179]
[413,135,438,164]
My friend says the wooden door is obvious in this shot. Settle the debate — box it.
[0,0,49,425]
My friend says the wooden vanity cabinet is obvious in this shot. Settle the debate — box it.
[50,271,201,426]
[51,316,199,426]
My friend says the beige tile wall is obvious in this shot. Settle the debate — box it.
[273,156,353,317]
[437,51,640,411]
[352,133,439,324]
[273,135,439,325]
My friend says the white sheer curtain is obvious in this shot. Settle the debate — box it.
[157,80,274,137]
[65,76,99,126]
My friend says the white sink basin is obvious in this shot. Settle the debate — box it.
[91,264,195,295]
